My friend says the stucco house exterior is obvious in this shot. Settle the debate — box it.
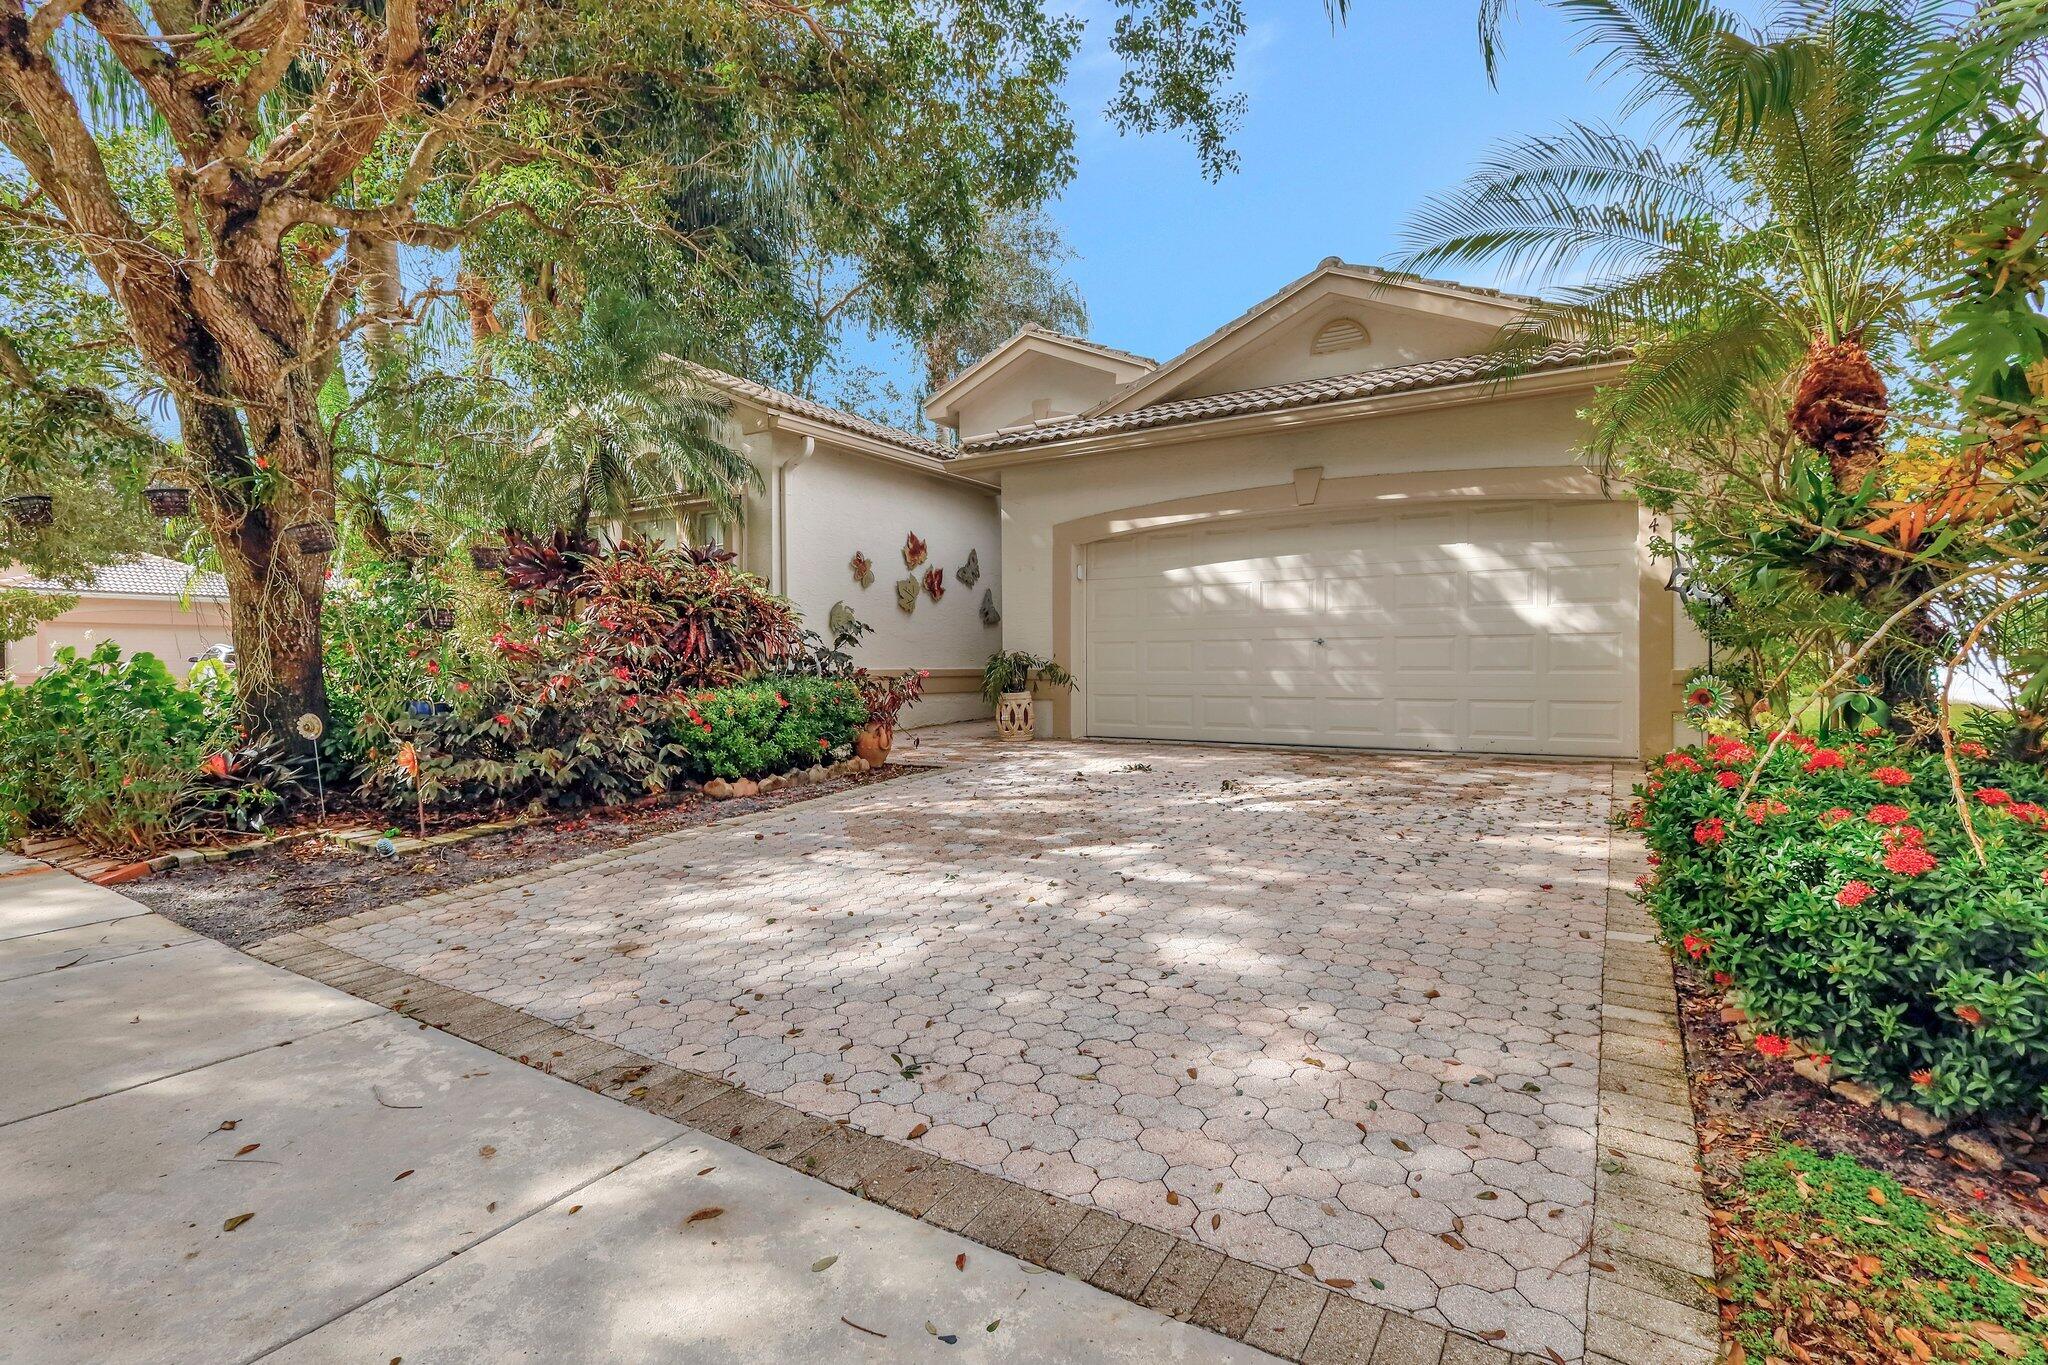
[920,259,1702,759]
[0,554,231,680]
[626,366,1005,728]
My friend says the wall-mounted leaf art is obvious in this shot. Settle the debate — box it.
[850,551,874,589]
[923,566,945,602]
[828,600,858,639]
[895,577,919,613]
[957,548,981,588]
[902,532,928,569]
[980,589,1001,627]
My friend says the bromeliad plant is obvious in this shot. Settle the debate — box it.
[1635,727,2048,1120]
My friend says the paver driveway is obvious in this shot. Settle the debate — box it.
[325,737,1619,1359]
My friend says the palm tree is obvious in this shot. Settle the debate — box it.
[436,289,757,543]
[1398,0,1982,721]
[1399,0,1967,490]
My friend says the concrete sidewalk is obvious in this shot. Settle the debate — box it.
[0,852,1261,1363]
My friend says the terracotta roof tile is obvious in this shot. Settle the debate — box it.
[962,343,1619,452]
[6,553,227,600]
[683,363,957,462]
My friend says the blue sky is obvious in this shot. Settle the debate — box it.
[837,0,1691,398]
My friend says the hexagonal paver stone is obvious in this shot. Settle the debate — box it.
[321,737,1619,1359]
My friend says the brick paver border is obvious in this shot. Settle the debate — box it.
[1582,772,1718,1365]
[242,758,1715,1365]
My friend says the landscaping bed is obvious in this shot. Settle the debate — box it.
[128,761,917,948]
[1673,956,2048,1362]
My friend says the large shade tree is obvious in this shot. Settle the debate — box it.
[0,0,1275,747]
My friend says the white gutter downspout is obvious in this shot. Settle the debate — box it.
[774,434,816,595]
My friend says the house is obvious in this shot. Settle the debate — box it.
[923,260,1703,759]
[0,554,231,680]
[633,366,1005,728]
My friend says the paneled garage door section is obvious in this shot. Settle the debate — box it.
[1082,502,1639,757]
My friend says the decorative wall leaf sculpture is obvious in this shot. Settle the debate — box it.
[923,566,945,602]
[957,548,981,588]
[849,551,874,589]
[902,532,928,569]
[980,589,1001,627]
[895,577,919,613]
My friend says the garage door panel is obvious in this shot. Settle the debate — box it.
[1468,699,1540,743]
[1468,635,1537,674]
[1084,502,1638,757]
[1550,700,1628,744]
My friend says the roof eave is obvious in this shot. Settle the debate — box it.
[749,409,999,490]
[950,360,1626,472]
[1082,262,1546,420]
[921,329,1155,426]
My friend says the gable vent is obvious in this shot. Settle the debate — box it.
[1311,317,1370,355]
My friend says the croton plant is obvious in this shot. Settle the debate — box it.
[1635,729,2048,1120]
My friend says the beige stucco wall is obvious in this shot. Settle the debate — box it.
[983,386,1681,756]
[951,350,1134,444]
[762,436,1002,727]
[1189,300,1498,397]
[4,594,231,680]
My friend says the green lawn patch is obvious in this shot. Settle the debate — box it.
[1722,1145,2048,1362]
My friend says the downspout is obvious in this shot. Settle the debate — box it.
[774,435,816,595]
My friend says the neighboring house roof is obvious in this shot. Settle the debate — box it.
[961,343,1621,452]
[1083,258,1547,420]
[4,553,228,602]
[684,362,960,464]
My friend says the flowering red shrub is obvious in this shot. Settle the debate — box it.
[1634,730,2048,1120]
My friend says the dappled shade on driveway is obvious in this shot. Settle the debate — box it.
[325,737,1617,1359]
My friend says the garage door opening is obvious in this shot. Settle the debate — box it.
[1081,501,1639,758]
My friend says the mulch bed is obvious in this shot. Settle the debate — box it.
[1675,959,2048,1361]
[126,763,918,948]
[1675,959,2048,1235]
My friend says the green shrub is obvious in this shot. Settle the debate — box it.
[662,677,867,781]
[1635,728,2048,1119]
[0,642,283,852]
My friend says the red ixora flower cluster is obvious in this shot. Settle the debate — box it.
[1819,806,1855,826]
[1694,817,1727,846]
[1959,740,1990,760]
[1835,879,1875,908]
[1754,1034,1793,1058]
[1706,735,1755,767]
[1743,798,1790,825]
[1871,766,1913,787]
[1682,933,1710,960]
[1883,843,1938,877]
[1803,748,1846,773]
[1866,804,1912,826]
[1716,770,1741,789]
[1977,788,2012,806]
[1663,751,1702,773]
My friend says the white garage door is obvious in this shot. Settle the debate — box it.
[1082,501,1639,757]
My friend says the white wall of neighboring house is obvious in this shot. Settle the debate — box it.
[3,594,231,680]
[777,441,1003,727]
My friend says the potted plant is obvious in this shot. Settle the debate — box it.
[981,650,1074,741]
[854,669,927,766]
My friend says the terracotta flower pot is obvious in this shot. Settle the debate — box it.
[855,722,894,767]
[996,690,1034,741]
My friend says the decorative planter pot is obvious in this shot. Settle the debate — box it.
[855,722,894,767]
[142,484,194,517]
[4,493,53,528]
[995,690,1035,741]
